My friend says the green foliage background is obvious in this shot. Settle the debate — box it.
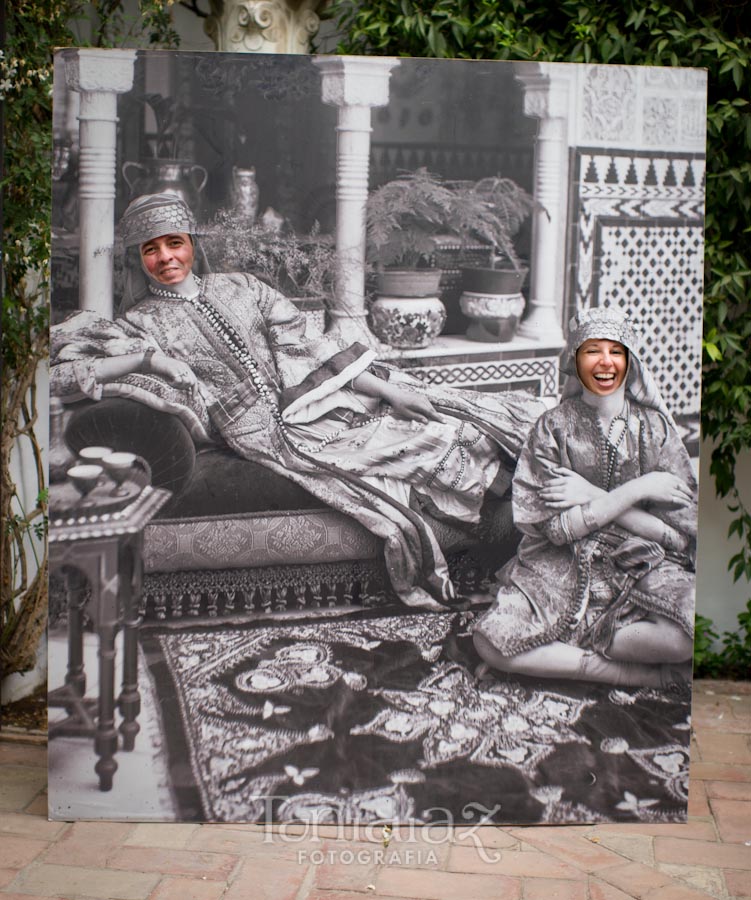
[326,0,751,656]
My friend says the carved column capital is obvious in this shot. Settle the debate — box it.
[205,0,325,54]
[62,48,137,95]
[514,61,573,122]
[313,56,401,108]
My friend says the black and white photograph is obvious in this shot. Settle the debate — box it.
[47,49,707,825]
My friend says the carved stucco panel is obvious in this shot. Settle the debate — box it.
[644,67,707,91]
[644,96,680,147]
[681,96,708,145]
[581,65,637,144]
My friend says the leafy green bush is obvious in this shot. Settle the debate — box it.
[694,603,751,679]
[693,615,723,678]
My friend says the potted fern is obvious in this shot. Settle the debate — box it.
[366,167,455,298]
[366,168,461,347]
[365,169,538,347]
[455,175,539,341]
[456,175,537,293]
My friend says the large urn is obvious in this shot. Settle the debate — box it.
[122,159,208,216]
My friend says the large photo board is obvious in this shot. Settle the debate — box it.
[48,50,706,825]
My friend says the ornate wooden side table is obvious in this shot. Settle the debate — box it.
[49,470,170,791]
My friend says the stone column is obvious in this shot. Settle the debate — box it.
[514,62,570,345]
[63,49,137,318]
[205,0,325,53]
[314,57,400,347]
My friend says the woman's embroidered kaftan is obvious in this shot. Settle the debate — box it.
[51,273,545,609]
[473,396,697,654]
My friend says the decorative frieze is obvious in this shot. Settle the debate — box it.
[405,356,560,398]
[577,64,706,152]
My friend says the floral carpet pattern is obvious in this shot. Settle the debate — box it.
[140,608,691,824]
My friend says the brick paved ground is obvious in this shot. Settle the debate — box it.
[1,679,749,900]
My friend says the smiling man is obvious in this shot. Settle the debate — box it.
[140,232,195,285]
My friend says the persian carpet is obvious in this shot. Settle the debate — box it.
[140,607,692,824]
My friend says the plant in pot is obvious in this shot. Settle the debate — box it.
[365,168,460,348]
[454,175,539,342]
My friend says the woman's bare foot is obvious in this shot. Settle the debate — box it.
[474,662,493,681]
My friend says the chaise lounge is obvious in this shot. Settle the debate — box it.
[64,395,521,622]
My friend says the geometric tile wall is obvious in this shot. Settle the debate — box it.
[598,223,704,416]
[572,150,705,417]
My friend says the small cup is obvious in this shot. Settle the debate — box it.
[102,452,137,496]
[78,445,114,464]
[67,464,104,505]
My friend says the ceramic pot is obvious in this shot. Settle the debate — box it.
[459,291,525,342]
[122,159,208,216]
[461,266,528,295]
[370,295,446,349]
[374,269,443,298]
[230,166,259,221]
[49,397,76,484]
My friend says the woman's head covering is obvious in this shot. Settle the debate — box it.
[119,192,198,248]
[561,305,674,423]
[117,192,210,314]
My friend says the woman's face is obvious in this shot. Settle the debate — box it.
[140,232,194,285]
[575,339,628,396]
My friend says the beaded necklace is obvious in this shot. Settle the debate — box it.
[148,276,202,301]
[604,400,629,489]
[173,279,385,455]
[426,421,483,490]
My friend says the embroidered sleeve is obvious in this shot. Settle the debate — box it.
[639,408,699,542]
[511,405,604,547]
[50,359,104,401]
[239,276,376,423]
[50,311,152,401]
[513,412,566,531]
[540,515,571,546]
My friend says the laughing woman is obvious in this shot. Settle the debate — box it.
[51,192,546,611]
[473,307,697,688]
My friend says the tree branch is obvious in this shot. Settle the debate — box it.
[179,0,210,18]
